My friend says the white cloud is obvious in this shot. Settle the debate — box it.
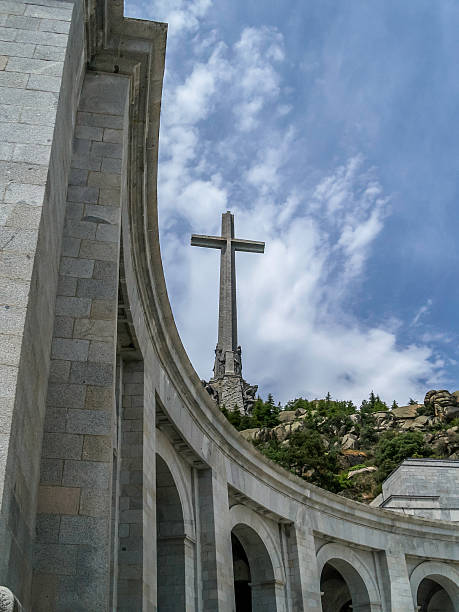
[412,299,433,326]
[232,27,285,131]
[145,6,446,407]
[229,163,438,405]
[245,128,294,195]
[166,45,230,125]
[125,0,212,34]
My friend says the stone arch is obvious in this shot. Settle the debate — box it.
[410,561,459,612]
[156,428,195,539]
[229,504,286,612]
[317,543,382,612]
[155,445,195,611]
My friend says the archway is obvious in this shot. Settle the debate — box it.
[417,577,455,611]
[320,560,372,612]
[232,532,252,612]
[320,562,352,611]
[231,523,278,612]
[156,454,187,611]
[317,543,381,612]
[410,561,459,612]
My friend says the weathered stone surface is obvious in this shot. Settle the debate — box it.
[374,410,391,419]
[391,405,418,419]
[0,587,15,612]
[424,389,459,420]
[287,420,303,434]
[272,424,287,441]
[341,433,358,450]
[412,415,430,428]
[279,410,296,423]
[347,466,377,479]
[239,428,260,442]
[37,485,80,515]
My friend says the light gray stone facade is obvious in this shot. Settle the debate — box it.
[371,458,459,521]
[0,1,457,611]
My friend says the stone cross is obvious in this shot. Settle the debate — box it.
[191,211,264,378]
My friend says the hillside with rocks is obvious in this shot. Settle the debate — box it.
[220,389,459,503]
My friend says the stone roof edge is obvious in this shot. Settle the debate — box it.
[382,457,459,490]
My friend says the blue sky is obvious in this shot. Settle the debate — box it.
[124,0,459,406]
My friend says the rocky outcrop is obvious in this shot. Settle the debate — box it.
[239,428,261,442]
[236,389,459,505]
[341,433,358,450]
[392,405,419,419]
[424,389,459,420]
[238,390,459,467]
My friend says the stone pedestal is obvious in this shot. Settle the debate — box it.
[217,375,245,413]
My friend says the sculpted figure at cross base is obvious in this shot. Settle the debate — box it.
[192,211,264,413]
[214,347,226,378]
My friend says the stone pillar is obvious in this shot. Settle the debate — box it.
[184,535,197,611]
[141,370,156,612]
[117,361,144,611]
[198,468,234,612]
[251,580,285,612]
[156,534,195,611]
[384,551,415,612]
[290,524,322,612]
[32,71,129,610]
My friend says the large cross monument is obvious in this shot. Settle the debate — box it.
[191,211,264,413]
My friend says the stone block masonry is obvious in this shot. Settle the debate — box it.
[32,71,129,611]
[0,0,84,606]
[373,458,459,521]
[116,361,144,612]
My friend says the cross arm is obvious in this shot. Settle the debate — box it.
[191,234,226,249]
[232,238,265,253]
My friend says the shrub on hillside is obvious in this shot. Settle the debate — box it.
[374,431,432,483]
[255,429,342,493]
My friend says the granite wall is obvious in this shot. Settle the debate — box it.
[0,0,84,604]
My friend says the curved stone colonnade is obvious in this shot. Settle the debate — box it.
[0,1,457,611]
[110,3,459,611]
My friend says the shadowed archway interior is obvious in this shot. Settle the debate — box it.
[231,524,278,612]
[232,533,252,612]
[417,577,455,612]
[320,560,371,612]
[156,455,186,611]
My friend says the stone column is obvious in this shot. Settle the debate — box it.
[198,468,234,612]
[117,361,144,611]
[289,524,322,612]
[251,580,286,612]
[156,534,195,611]
[384,551,415,612]
[32,71,129,610]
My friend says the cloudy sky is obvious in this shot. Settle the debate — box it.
[124,0,459,407]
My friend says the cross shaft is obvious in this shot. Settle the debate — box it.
[191,211,264,376]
